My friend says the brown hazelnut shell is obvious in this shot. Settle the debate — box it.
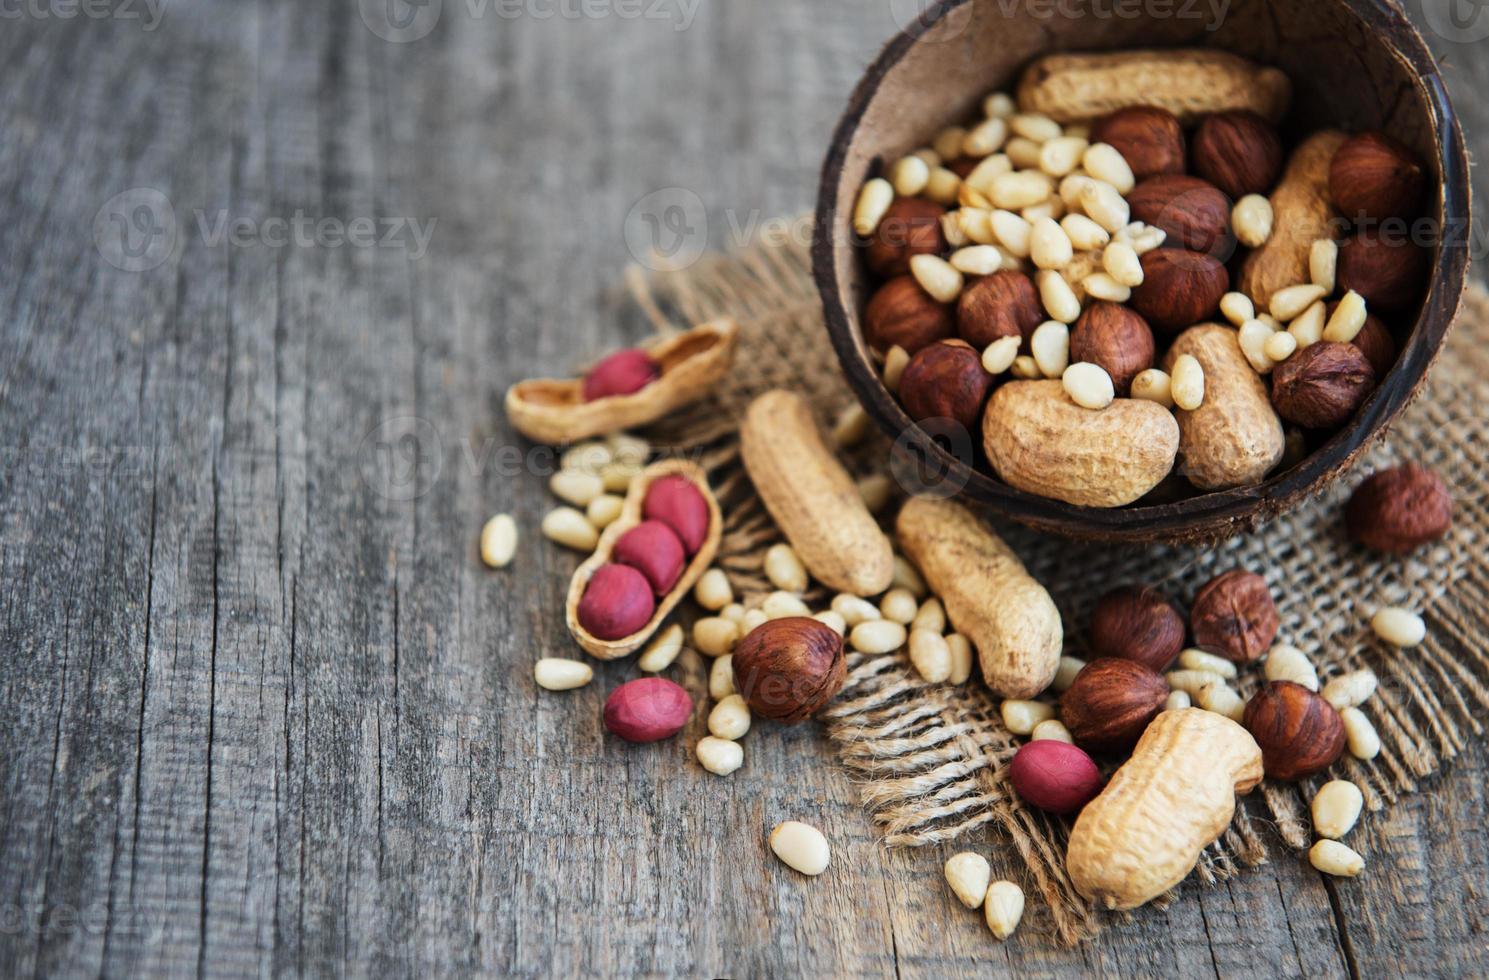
[1330,131,1427,223]
[1070,303,1156,396]
[1190,569,1278,664]
[956,269,1044,349]
[898,340,993,432]
[1060,658,1169,754]
[1337,232,1431,314]
[1326,300,1397,378]
[1089,106,1185,181]
[1345,463,1453,554]
[1242,681,1346,781]
[865,276,954,355]
[1271,341,1376,430]
[1126,175,1232,256]
[865,197,947,279]
[732,616,846,722]
[1088,586,1185,672]
[1191,111,1284,199]
[1128,249,1229,336]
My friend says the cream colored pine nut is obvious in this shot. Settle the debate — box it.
[1031,719,1074,743]
[1288,301,1327,348]
[696,736,743,776]
[1037,270,1082,324]
[958,208,997,246]
[1053,656,1086,692]
[984,881,1026,940]
[585,494,624,529]
[763,590,811,620]
[912,147,941,168]
[600,458,643,492]
[889,155,931,197]
[910,254,964,303]
[1309,839,1365,878]
[541,507,599,551]
[638,624,685,672]
[562,440,613,474]
[1265,644,1319,691]
[812,610,847,636]
[1220,291,1256,327]
[743,609,770,633]
[1031,320,1071,378]
[606,432,650,465]
[1130,368,1174,408]
[1064,124,1090,140]
[1001,699,1055,735]
[883,345,910,393]
[1258,313,1285,330]
[925,167,962,206]
[694,568,734,611]
[1005,137,1043,170]
[1165,690,1192,711]
[1341,707,1381,759]
[909,629,952,682]
[1012,112,1062,142]
[892,555,927,597]
[945,852,992,909]
[832,403,872,448]
[1323,290,1369,344]
[965,154,1014,194]
[720,603,746,624]
[1116,221,1167,254]
[911,597,946,633]
[879,588,920,625]
[984,92,1016,118]
[1030,218,1074,270]
[933,126,969,161]
[1310,238,1339,293]
[1079,179,1130,234]
[991,171,1055,210]
[479,514,518,568]
[1170,354,1205,410]
[963,117,1010,158]
[1082,273,1131,304]
[949,245,1005,277]
[832,594,881,627]
[1010,355,1042,380]
[1166,669,1229,696]
[1271,284,1329,322]
[1062,362,1115,410]
[1179,648,1238,679]
[858,474,894,514]
[1238,319,1278,374]
[990,210,1033,258]
[1323,669,1377,710]
[1060,214,1110,253]
[769,820,830,875]
[947,633,974,684]
[1372,607,1426,647]
[708,694,752,740]
[851,619,907,655]
[1264,330,1298,363]
[1195,680,1245,722]
[764,543,809,593]
[959,183,993,212]
[1082,142,1136,194]
[708,658,737,706]
[1098,245,1141,291]
[852,178,894,237]
[981,335,1021,375]
[1039,136,1089,177]
[1028,195,1067,224]
[1232,194,1274,248]
[533,658,593,691]
[550,469,605,507]
[1060,173,1096,210]
[1312,780,1364,839]
[941,210,971,248]
[693,617,741,658]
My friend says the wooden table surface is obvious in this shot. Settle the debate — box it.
[2,1,1485,976]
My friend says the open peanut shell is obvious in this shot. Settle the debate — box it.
[564,459,722,660]
[505,319,739,445]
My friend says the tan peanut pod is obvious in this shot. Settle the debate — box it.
[1161,325,1284,490]
[564,460,722,660]
[1067,708,1263,910]
[1238,132,1347,308]
[740,390,894,596]
[982,380,1179,507]
[896,497,1062,698]
[1016,49,1291,125]
[505,319,738,444]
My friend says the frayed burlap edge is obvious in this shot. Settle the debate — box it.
[617,227,1489,945]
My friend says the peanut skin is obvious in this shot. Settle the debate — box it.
[1162,325,1284,490]
[1238,131,1347,307]
[896,497,1061,698]
[1067,708,1263,910]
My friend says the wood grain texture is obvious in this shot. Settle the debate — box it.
[0,1,1483,976]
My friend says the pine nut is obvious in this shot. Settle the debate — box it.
[1271,284,1329,322]
[883,345,910,393]
[1309,839,1364,878]
[1083,273,1131,303]
[709,655,737,701]
[851,619,907,655]
[600,458,642,492]
[1039,136,1089,177]
[764,543,808,593]
[1288,301,1327,348]
[585,494,624,529]
[889,155,931,197]
[1165,690,1192,711]
[638,624,685,672]
[984,881,1026,940]
[832,594,881,627]
[533,658,593,691]
[982,335,1021,375]
[1005,138,1043,169]
[480,514,518,568]
[957,208,996,246]
[1220,291,1255,326]
[1195,680,1245,722]
[933,126,969,161]
[763,591,811,620]
[812,610,847,636]
[1323,290,1369,343]
[1031,719,1074,743]
[1167,669,1228,696]
[1170,354,1205,410]
[1037,270,1082,324]
[693,617,741,658]
[1322,669,1377,710]
[858,474,894,514]
[947,633,974,684]
[1024,199,1064,224]
[942,210,971,248]
[1232,194,1274,247]
[909,628,952,683]
[1310,238,1339,293]
[1030,218,1073,270]
[925,167,962,206]
[1372,607,1425,647]
[832,404,872,448]
[694,568,734,611]
[1012,112,1062,142]
[910,254,963,303]
[950,245,1006,276]
[1054,656,1086,692]
[1116,220,1166,254]
[1238,319,1277,374]
[992,171,1056,211]
[945,852,991,909]
[606,432,650,465]
[541,507,599,551]
[892,555,927,597]
[720,603,746,624]
[1032,320,1071,378]
[550,469,605,507]
[1179,648,1238,679]
[1341,707,1381,759]
[1001,699,1055,735]
[708,694,751,740]
[1059,214,1109,254]
[1011,355,1042,379]
[562,441,612,473]
[1079,179,1130,234]
[852,178,894,237]
[1062,362,1115,410]
[1312,779,1364,839]
[963,117,1010,158]
[1082,142,1135,194]
[741,609,768,633]
[696,736,743,775]
[965,154,1014,194]
[1265,644,1319,691]
[769,821,830,876]
[1130,368,1174,408]
[912,597,945,633]
[1264,330,1298,363]
[984,92,1015,118]
[990,210,1033,257]
[911,147,941,168]
[880,588,920,625]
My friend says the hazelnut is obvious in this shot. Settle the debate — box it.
[582,348,661,401]
[1190,569,1277,664]
[1087,585,1185,672]
[1128,249,1229,335]
[577,564,657,640]
[864,276,955,355]
[1089,106,1185,181]
[1190,111,1284,199]
[1345,463,1453,553]
[1069,304,1156,396]
[956,269,1044,349]
[866,197,948,278]
[1007,740,1104,815]
[1337,231,1430,313]
[731,617,846,722]
[1060,658,1168,754]
[1125,175,1231,255]
[1270,341,1376,430]
[1241,681,1346,780]
[1326,300,1396,378]
[898,340,993,432]
[1330,131,1427,222]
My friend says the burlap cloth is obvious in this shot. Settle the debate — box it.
[619,225,1489,944]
